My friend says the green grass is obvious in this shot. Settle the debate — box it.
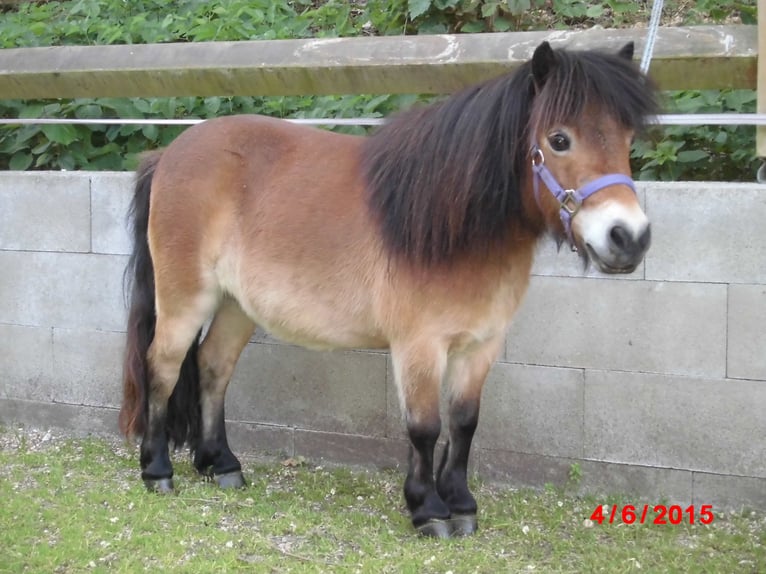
[1,428,765,573]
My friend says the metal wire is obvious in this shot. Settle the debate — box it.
[0,117,386,127]
[2,114,766,127]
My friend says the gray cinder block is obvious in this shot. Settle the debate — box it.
[51,328,126,408]
[475,363,584,458]
[0,251,128,331]
[506,276,727,378]
[728,284,766,381]
[645,182,766,284]
[0,324,54,401]
[90,172,134,255]
[226,342,387,436]
[584,370,766,478]
[0,172,90,252]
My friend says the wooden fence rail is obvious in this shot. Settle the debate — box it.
[0,25,756,100]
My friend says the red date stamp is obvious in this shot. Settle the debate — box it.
[589,504,715,525]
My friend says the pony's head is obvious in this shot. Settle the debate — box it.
[527,41,660,273]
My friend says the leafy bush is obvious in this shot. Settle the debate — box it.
[633,90,759,181]
[0,0,759,180]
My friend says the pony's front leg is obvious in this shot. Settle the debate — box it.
[392,343,451,538]
[436,338,501,536]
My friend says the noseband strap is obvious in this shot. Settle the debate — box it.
[531,145,636,250]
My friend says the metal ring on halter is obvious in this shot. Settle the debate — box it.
[531,147,545,167]
[560,189,581,216]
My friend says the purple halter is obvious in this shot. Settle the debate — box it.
[531,145,636,250]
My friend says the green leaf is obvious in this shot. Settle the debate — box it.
[41,124,79,145]
[493,17,511,32]
[408,0,432,19]
[677,150,709,163]
[9,152,33,170]
[585,4,604,18]
[31,140,52,154]
[506,0,530,16]
[203,97,222,116]
[141,124,159,141]
[19,103,45,119]
[75,104,103,119]
[461,20,485,33]
[481,2,500,18]
[132,99,152,114]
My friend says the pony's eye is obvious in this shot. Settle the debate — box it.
[548,132,571,152]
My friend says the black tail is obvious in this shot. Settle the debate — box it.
[119,152,202,449]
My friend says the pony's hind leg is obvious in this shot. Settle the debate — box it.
[141,301,214,492]
[436,337,503,536]
[392,341,451,538]
[194,297,255,488]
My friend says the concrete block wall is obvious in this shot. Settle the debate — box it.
[1,172,765,511]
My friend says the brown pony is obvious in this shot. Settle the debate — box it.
[119,41,659,538]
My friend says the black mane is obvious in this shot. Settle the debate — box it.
[361,44,660,266]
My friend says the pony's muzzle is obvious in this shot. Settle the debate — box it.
[586,221,651,274]
[609,222,651,258]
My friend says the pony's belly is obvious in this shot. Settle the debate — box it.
[256,313,388,351]
[234,284,387,351]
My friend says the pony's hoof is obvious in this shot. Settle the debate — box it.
[416,519,452,539]
[214,471,246,490]
[144,477,175,493]
[449,514,478,536]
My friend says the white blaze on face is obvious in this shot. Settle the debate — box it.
[572,198,649,270]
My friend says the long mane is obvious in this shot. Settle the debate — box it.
[361,46,660,266]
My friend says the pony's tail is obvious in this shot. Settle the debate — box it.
[119,152,202,450]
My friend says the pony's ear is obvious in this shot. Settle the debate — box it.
[532,41,557,88]
[617,41,635,61]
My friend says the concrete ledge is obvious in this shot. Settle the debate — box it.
[0,398,120,437]
[692,473,766,511]
[294,429,406,470]
[225,420,295,459]
[473,448,693,506]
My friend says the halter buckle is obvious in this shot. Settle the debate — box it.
[560,189,581,216]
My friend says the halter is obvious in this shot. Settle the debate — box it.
[530,145,637,251]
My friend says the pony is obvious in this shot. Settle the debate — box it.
[119,40,660,538]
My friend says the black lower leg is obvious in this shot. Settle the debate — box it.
[193,405,241,477]
[404,419,450,529]
[140,404,173,487]
[437,399,480,516]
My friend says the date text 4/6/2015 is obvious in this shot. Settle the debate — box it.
[590,505,714,525]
